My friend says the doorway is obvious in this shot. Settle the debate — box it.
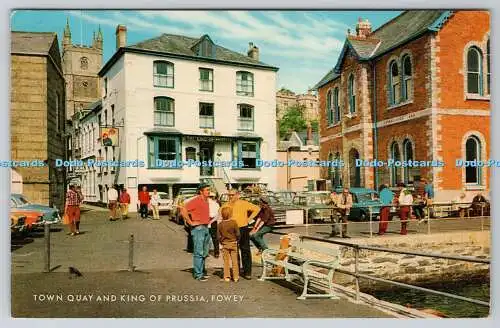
[199,142,214,177]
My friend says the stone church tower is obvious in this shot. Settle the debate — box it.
[62,18,103,120]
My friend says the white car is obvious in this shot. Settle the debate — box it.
[149,192,173,213]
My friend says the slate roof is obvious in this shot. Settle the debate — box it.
[128,33,277,70]
[313,68,340,90]
[11,31,56,55]
[315,10,452,90]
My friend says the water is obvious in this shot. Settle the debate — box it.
[370,279,490,318]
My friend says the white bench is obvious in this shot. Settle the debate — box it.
[258,236,341,300]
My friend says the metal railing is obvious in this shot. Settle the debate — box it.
[272,230,490,307]
[273,201,490,238]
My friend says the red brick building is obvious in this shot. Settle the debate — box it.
[315,11,490,201]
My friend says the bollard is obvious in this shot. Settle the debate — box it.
[368,207,373,238]
[128,234,135,272]
[354,246,360,302]
[43,223,50,273]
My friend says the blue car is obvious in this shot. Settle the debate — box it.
[10,194,61,224]
[333,187,383,221]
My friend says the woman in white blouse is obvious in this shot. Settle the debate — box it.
[397,183,413,235]
[150,189,160,220]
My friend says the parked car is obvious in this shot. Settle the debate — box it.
[333,187,383,221]
[273,191,296,205]
[239,194,287,225]
[10,194,60,224]
[170,192,197,225]
[10,213,26,234]
[292,192,333,223]
[10,208,44,231]
[148,192,173,213]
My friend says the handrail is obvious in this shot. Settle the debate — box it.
[272,231,490,308]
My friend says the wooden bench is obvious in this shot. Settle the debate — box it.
[258,235,341,300]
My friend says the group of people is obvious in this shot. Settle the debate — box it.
[327,178,435,237]
[106,185,131,221]
[180,184,275,282]
[106,185,165,221]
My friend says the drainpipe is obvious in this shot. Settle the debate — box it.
[371,60,379,190]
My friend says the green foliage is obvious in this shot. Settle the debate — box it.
[310,119,319,132]
[279,104,307,138]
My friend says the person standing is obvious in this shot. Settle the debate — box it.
[223,189,261,280]
[328,190,340,237]
[180,183,212,281]
[208,191,221,258]
[138,186,150,219]
[119,187,131,219]
[150,188,160,220]
[412,177,426,221]
[250,197,276,255]
[336,188,353,238]
[397,183,413,235]
[218,206,240,282]
[107,185,119,221]
[64,184,80,236]
[75,185,84,234]
[378,184,394,235]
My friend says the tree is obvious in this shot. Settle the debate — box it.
[279,104,307,138]
[310,119,319,132]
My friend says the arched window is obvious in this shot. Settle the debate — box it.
[467,47,483,95]
[465,136,481,184]
[334,152,342,188]
[236,71,254,96]
[326,90,333,125]
[349,149,360,187]
[348,74,356,114]
[154,97,175,127]
[403,139,413,184]
[389,60,400,105]
[402,55,412,101]
[390,142,401,186]
[333,87,340,123]
[153,61,174,88]
[487,39,490,95]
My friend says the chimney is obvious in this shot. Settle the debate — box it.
[247,42,259,61]
[115,25,127,50]
[356,18,372,38]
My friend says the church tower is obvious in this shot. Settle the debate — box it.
[62,18,103,120]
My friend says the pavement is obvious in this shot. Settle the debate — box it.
[11,207,391,318]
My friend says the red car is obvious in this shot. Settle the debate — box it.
[10,209,44,231]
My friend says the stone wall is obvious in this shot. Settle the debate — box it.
[333,231,490,290]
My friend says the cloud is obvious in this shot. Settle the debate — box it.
[71,10,347,93]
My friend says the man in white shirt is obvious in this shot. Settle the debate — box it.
[208,192,221,258]
[107,185,119,221]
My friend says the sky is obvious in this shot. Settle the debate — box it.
[10,10,401,94]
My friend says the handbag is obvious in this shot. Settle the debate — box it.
[63,212,71,225]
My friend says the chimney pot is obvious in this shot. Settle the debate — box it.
[115,24,127,50]
[247,42,259,61]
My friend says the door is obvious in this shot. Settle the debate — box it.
[199,142,214,176]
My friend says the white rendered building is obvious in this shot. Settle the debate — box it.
[97,26,279,209]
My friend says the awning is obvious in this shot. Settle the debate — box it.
[143,129,262,142]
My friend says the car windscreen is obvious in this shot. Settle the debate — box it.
[159,194,170,199]
[356,192,377,203]
[306,195,329,204]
